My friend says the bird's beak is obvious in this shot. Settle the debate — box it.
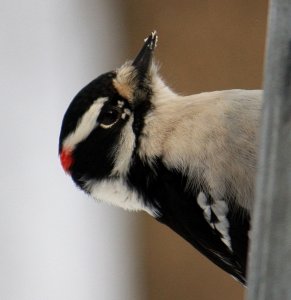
[132,31,158,78]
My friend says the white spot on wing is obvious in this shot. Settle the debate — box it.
[211,199,232,251]
[197,192,233,252]
[197,192,213,227]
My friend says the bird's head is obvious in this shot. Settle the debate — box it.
[59,31,161,189]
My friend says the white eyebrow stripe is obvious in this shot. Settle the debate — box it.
[63,97,108,150]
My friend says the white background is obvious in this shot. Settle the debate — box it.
[0,1,144,299]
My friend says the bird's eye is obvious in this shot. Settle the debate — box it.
[98,107,121,129]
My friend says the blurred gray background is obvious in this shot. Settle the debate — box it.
[0,1,267,299]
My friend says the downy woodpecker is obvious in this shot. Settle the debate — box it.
[59,32,261,285]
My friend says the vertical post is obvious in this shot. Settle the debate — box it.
[247,0,291,299]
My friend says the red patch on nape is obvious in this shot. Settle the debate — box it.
[60,148,74,173]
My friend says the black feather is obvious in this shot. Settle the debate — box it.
[127,155,249,284]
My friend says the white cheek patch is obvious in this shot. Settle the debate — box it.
[111,116,135,177]
[84,178,159,217]
[63,97,108,150]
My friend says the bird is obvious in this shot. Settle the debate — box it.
[59,31,262,285]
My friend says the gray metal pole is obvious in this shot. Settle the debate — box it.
[247,0,291,299]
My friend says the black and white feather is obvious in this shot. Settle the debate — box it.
[59,31,261,285]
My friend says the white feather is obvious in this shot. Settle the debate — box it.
[197,192,213,226]
[197,192,233,251]
[111,116,135,176]
[84,178,159,217]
